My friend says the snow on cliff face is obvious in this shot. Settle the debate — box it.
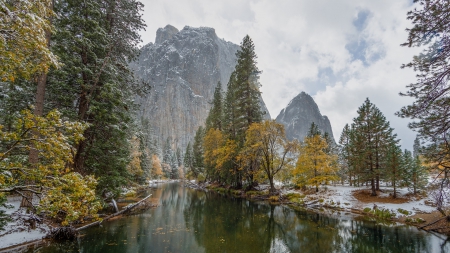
[275,92,335,143]
[131,25,271,150]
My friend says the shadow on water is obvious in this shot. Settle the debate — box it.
[17,182,450,253]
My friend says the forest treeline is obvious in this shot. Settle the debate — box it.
[182,35,428,198]
[1,0,450,228]
[0,0,150,227]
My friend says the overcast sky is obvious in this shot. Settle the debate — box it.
[139,0,422,149]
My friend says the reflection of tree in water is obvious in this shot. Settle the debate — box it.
[183,188,442,253]
[274,207,434,253]
[23,183,450,253]
[184,191,279,253]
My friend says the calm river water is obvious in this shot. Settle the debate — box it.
[22,182,449,253]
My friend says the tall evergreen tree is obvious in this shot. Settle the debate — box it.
[229,35,263,144]
[339,124,353,185]
[170,151,179,179]
[205,82,223,131]
[349,98,397,196]
[176,148,182,167]
[193,126,205,178]
[222,72,238,139]
[218,35,264,188]
[407,137,428,195]
[307,122,321,137]
[43,0,146,195]
[398,0,450,204]
[184,142,194,176]
[385,143,404,198]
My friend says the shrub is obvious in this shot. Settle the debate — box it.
[269,196,279,202]
[397,208,411,216]
[405,218,425,224]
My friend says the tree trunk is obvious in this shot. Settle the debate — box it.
[376,175,380,191]
[371,178,377,196]
[269,176,276,195]
[21,12,52,208]
[393,179,397,199]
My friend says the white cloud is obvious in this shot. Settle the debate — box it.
[139,0,423,149]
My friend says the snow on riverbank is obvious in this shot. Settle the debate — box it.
[282,184,436,216]
[0,196,50,249]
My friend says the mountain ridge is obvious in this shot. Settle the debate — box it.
[275,91,335,143]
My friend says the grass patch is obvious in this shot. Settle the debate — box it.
[284,192,305,204]
[363,208,396,220]
[405,218,425,224]
[246,190,268,197]
[397,208,411,216]
[230,189,242,196]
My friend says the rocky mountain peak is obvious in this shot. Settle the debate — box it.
[155,24,179,45]
[132,25,270,150]
[276,92,335,142]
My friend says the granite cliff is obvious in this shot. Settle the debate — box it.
[131,25,270,149]
[275,92,335,142]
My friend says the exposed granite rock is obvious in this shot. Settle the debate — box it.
[131,25,270,150]
[155,25,179,45]
[275,92,335,142]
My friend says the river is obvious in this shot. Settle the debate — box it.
[20,182,450,253]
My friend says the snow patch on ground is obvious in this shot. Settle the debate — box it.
[282,184,436,217]
[0,196,50,249]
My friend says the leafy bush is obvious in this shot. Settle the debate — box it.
[269,196,279,202]
[363,208,396,220]
[230,189,241,196]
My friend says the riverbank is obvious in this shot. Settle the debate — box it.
[186,181,450,237]
[0,183,161,250]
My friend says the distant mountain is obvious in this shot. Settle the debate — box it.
[275,92,335,142]
[130,25,270,149]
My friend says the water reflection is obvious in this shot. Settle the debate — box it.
[20,182,450,253]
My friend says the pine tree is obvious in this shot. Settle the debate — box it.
[308,122,321,137]
[205,82,223,131]
[349,98,397,195]
[339,124,353,185]
[44,0,146,195]
[193,126,205,178]
[406,137,428,195]
[223,72,238,139]
[176,148,182,167]
[385,143,404,198]
[398,0,450,203]
[170,151,179,179]
[231,35,263,144]
[162,138,173,178]
[184,142,194,177]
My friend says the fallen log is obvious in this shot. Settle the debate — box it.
[76,194,152,231]
[419,215,450,230]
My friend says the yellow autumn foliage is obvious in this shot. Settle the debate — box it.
[294,135,339,191]
[0,109,101,225]
[151,154,163,179]
[242,121,298,193]
[127,136,143,179]
[0,0,59,81]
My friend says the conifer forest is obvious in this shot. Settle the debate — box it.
[1,0,450,252]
